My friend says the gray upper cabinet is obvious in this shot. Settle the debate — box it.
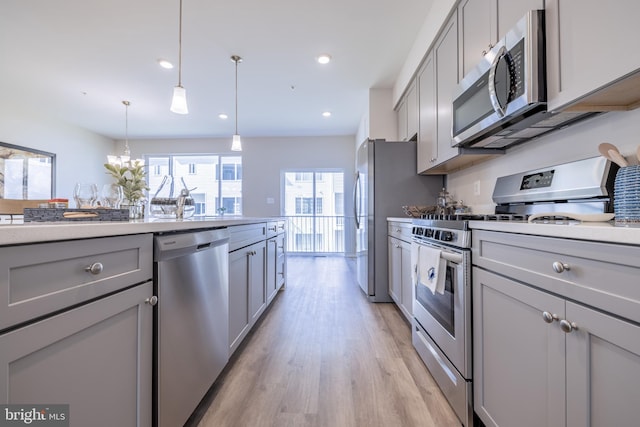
[417,10,459,173]
[406,81,418,141]
[434,11,460,164]
[494,0,543,42]
[459,0,492,77]
[546,0,640,112]
[459,0,543,78]
[396,97,408,142]
[417,53,437,173]
[396,80,418,142]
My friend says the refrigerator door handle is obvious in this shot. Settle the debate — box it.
[354,172,360,229]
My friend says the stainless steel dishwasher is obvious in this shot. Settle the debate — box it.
[153,228,229,427]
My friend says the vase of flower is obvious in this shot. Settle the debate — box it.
[104,159,149,219]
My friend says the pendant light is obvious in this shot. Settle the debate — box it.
[107,100,132,166]
[231,55,242,151]
[170,0,188,114]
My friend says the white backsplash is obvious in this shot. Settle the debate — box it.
[447,108,640,214]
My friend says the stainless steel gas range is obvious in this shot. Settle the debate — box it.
[410,156,618,427]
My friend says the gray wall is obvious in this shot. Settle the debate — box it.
[126,135,357,252]
[0,106,115,200]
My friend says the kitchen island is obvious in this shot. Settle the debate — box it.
[0,216,286,427]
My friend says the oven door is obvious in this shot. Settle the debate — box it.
[412,240,471,378]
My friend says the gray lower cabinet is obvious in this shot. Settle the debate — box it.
[248,240,267,325]
[387,221,413,322]
[228,223,269,356]
[473,268,565,427]
[0,281,153,427]
[266,230,286,304]
[0,233,153,427]
[473,230,640,427]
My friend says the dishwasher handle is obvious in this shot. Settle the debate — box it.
[154,228,230,261]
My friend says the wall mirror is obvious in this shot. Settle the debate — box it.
[0,142,55,199]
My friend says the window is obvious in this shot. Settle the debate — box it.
[146,154,242,216]
[295,197,322,215]
[294,172,313,182]
[217,163,242,181]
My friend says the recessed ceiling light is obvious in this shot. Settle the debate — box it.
[317,54,332,65]
[158,59,174,69]
[218,113,228,120]
[322,111,332,117]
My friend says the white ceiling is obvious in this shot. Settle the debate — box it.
[0,0,433,140]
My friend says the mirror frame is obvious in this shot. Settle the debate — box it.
[0,141,56,199]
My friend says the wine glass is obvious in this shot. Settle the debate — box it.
[100,184,123,208]
[73,183,98,208]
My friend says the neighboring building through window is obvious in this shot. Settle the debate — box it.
[283,170,344,253]
[146,154,242,216]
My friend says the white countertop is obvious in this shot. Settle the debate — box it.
[387,217,413,223]
[469,220,640,245]
[0,216,279,245]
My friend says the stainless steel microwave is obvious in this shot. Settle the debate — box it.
[451,10,599,150]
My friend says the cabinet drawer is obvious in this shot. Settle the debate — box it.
[388,221,412,242]
[266,220,285,238]
[0,233,152,331]
[229,223,267,252]
[472,230,640,323]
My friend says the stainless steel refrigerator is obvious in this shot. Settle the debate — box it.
[354,139,443,301]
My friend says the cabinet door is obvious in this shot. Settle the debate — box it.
[0,282,153,427]
[399,239,413,320]
[266,238,278,304]
[249,240,267,325]
[473,268,565,427]
[565,302,640,427]
[229,248,251,354]
[388,237,402,304]
[546,0,640,110]
[417,53,437,173]
[494,0,543,41]
[396,97,408,142]
[275,232,286,290]
[435,11,460,161]
[406,81,418,140]
[459,0,493,77]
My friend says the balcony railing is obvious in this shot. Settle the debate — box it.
[283,215,352,254]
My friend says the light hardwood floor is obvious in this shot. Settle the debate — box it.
[194,256,461,427]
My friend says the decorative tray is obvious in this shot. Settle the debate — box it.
[24,208,130,222]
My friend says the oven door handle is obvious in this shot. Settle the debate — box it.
[440,251,463,264]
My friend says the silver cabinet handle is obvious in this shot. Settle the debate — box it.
[248,250,257,256]
[552,261,570,273]
[542,311,559,323]
[269,226,277,231]
[85,262,104,275]
[560,319,578,333]
[145,296,158,306]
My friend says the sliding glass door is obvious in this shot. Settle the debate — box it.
[283,170,344,253]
